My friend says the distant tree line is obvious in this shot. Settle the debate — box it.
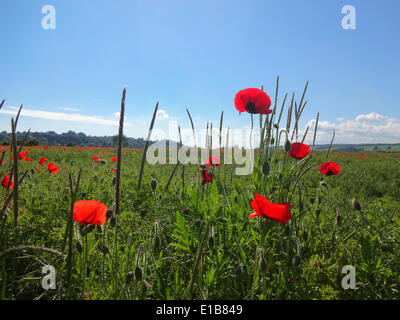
[0,130,150,148]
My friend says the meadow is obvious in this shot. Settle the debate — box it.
[1,84,400,300]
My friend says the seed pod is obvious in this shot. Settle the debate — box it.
[352,199,361,211]
[150,179,158,192]
[126,271,134,284]
[284,139,291,152]
[76,241,83,253]
[292,255,301,267]
[270,137,275,145]
[106,209,113,219]
[261,160,270,175]
[302,229,309,241]
[112,176,116,186]
[100,159,107,165]
[110,216,116,228]
[135,266,143,282]
[336,210,342,227]
[315,209,321,218]
[309,198,315,204]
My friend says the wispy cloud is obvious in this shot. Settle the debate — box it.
[303,112,400,144]
[156,109,169,120]
[0,106,131,127]
[59,107,82,112]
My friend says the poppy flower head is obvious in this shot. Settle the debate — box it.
[319,161,341,176]
[201,169,212,185]
[39,157,47,165]
[47,162,60,174]
[18,152,26,159]
[204,156,221,167]
[234,88,272,115]
[73,200,108,226]
[92,155,101,162]
[1,174,14,190]
[23,157,31,162]
[289,142,311,160]
[249,194,292,224]
[110,157,117,162]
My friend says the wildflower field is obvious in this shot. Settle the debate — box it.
[1,83,400,300]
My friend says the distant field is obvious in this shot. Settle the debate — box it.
[1,145,399,299]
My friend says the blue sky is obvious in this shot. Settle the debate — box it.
[1,0,400,145]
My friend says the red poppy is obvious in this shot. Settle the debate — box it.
[204,156,221,167]
[289,142,311,160]
[23,157,31,162]
[73,200,108,226]
[1,160,4,166]
[248,194,292,224]
[234,88,272,115]
[38,157,47,165]
[201,169,212,185]
[18,152,26,159]
[111,168,117,173]
[92,155,101,162]
[110,157,117,162]
[319,161,341,176]
[1,174,14,190]
[47,162,60,174]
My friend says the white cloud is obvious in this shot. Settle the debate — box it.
[59,107,81,112]
[355,112,386,122]
[156,109,169,120]
[302,113,400,144]
[0,106,131,127]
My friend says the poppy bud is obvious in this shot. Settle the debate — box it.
[195,218,202,230]
[99,244,110,255]
[352,199,361,211]
[309,198,315,204]
[336,212,342,227]
[96,225,102,233]
[150,179,158,192]
[110,216,116,228]
[106,209,113,219]
[126,271,134,284]
[154,235,161,251]
[82,192,87,198]
[320,181,328,188]
[76,241,83,253]
[112,176,116,186]
[30,168,35,175]
[100,159,107,165]
[135,266,143,282]
[273,123,279,129]
[261,160,270,175]
[292,255,301,267]
[315,209,321,218]
[284,140,291,153]
[302,229,309,241]
[258,258,267,274]
[208,236,214,250]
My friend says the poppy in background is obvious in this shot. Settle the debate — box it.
[201,169,212,185]
[18,152,26,159]
[289,142,311,160]
[92,155,101,162]
[73,200,108,226]
[38,157,47,165]
[1,174,14,190]
[23,157,31,162]
[48,162,60,174]
[319,161,341,176]
[110,157,117,162]
[111,168,117,173]
[204,156,221,167]
[249,194,292,224]
[234,88,272,115]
